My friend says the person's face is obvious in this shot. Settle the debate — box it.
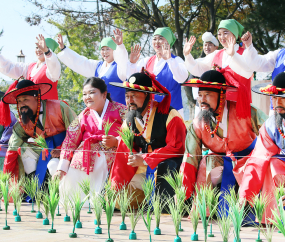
[125,91,147,111]
[272,96,285,114]
[203,42,218,55]
[217,28,236,48]
[35,46,45,62]
[152,35,168,53]
[83,84,107,111]
[197,90,219,111]
[17,95,38,115]
[100,46,114,63]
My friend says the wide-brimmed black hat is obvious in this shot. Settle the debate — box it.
[252,72,285,97]
[181,70,237,92]
[2,79,52,104]
[110,72,167,96]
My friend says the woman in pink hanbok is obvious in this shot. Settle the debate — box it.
[53,77,126,199]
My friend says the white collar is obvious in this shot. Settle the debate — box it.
[135,100,154,139]
[92,99,109,130]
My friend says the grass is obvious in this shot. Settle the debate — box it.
[104,119,116,136]
[0,172,11,210]
[90,190,103,227]
[186,195,199,234]
[24,176,39,212]
[127,201,143,233]
[10,177,24,213]
[35,189,43,214]
[41,189,50,220]
[216,209,232,242]
[268,198,285,236]
[141,178,155,203]
[152,192,166,229]
[60,188,70,217]
[0,179,10,227]
[117,126,134,155]
[141,203,153,242]
[79,178,91,213]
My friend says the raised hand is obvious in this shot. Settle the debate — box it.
[225,36,236,57]
[57,34,65,49]
[161,42,171,60]
[130,44,141,64]
[241,31,252,48]
[112,28,123,46]
[36,34,48,53]
[183,36,196,56]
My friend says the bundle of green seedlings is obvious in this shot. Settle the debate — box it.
[205,185,220,237]
[90,190,103,234]
[99,180,118,242]
[152,191,167,235]
[216,208,232,242]
[41,188,50,225]
[45,177,60,233]
[68,188,89,238]
[1,179,11,230]
[35,189,44,219]
[185,195,200,241]
[117,185,135,230]
[60,188,71,222]
[0,172,11,211]
[79,178,92,214]
[104,119,115,136]
[251,193,271,242]
[117,126,134,155]
[127,200,143,240]
[9,177,24,222]
[224,187,247,242]
[269,183,285,236]
[24,175,39,213]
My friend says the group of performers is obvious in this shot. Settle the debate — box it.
[0,18,285,220]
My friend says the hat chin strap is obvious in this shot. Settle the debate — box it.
[137,94,150,114]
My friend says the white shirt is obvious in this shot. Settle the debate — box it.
[0,52,61,82]
[57,44,128,82]
[92,99,109,130]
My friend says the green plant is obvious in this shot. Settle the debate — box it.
[9,177,24,215]
[152,192,167,235]
[90,190,103,234]
[15,192,24,221]
[100,181,117,242]
[117,126,134,155]
[69,188,89,238]
[24,176,39,212]
[274,183,285,204]
[35,189,43,217]
[127,201,143,238]
[163,170,183,192]
[141,178,155,203]
[0,179,11,229]
[79,178,91,213]
[141,204,153,242]
[41,189,50,225]
[216,209,232,242]
[0,172,11,211]
[268,198,285,236]
[259,219,276,242]
[104,119,116,136]
[60,188,70,220]
[34,134,48,149]
[185,195,199,240]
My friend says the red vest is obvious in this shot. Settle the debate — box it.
[27,63,58,100]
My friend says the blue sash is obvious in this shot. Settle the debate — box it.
[218,138,257,215]
[26,131,66,202]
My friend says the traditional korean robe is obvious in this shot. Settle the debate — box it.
[57,44,128,104]
[181,101,267,200]
[127,55,188,113]
[3,100,76,182]
[58,100,126,198]
[0,112,17,170]
[237,114,285,222]
[0,52,60,100]
[111,100,186,197]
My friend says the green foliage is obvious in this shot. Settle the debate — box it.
[205,186,220,220]
[152,192,167,228]
[117,186,135,223]
[34,134,48,149]
[274,184,285,204]
[186,195,199,233]
[41,189,50,219]
[0,179,10,214]
[216,209,232,242]
[79,178,91,197]
[260,220,276,242]
[196,186,209,242]
[9,177,24,210]
[90,191,103,224]
[24,176,39,201]
[162,170,183,193]
[268,198,285,236]
[35,189,43,212]
[45,178,60,223]
[104,119,115,136]
[60,188,70,216]
[127,202,143,231]
[141,178,155,203]
[251,193,271,224]
[141,204,153,241]
[117,126,134,155]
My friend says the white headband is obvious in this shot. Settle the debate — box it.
[202,32,219,46]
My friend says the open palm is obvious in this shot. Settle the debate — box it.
[183,36,196,56]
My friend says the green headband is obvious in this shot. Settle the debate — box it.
[99,37,117,50]
[153,27,176,47]
[218,19,244,39]
[45,38,59,52]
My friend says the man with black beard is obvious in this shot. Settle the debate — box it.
[180,70,267,213]
[1,80,76,191]
[109,69,186,201]
[238,72,285,222]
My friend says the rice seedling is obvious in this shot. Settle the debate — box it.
[259,218,276,242]
[117,186,135,230]
[68,188,89,238]
[274,183,285,204]
[79,178,92,214]
[24,176,39,213]
[127,201,143,240]
[34,134,49,160]
[268,198,285,236]
[205,186,220,237]
[14,192,24,222]
[9,176,24,217]
[41,189,50,225]
[104,119,116,136]
[141,203,153,242]
[141,178,155,203]
[166,187,187,242]
[117,126,134,155]
[90,190,103,234]
[35,189,43,219]
[224,187,247,242]
[45,177,60,233]
[60,188,71,222]
[0,179,11,230]
[251,193,271,242]
[0,172,11,211]
[185,195,199,241]
[152,192,167,235]
[216,209,232,242]
[100,181,117,242]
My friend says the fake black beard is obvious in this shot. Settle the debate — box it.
[126,109,142,132]
[275,110,285,149]
[20,106,35,125]
[197,106,216,137]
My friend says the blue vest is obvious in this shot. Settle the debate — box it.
[265,115,285,151]
[95,61,126,104]
[154,54,183,110]
[270,49,285,109]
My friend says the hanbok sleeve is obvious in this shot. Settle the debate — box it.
[127,57,150,78]
[58,117,83,173]
[57,47,99,77]
[60,101,77,129]
[242,44,279,72]
[113,44,128,82]
[0,112,17,145]
[228,51,254,79]
[45,51,61,82]
[184,51,216,77]
[166,56,188,83]
[0,54,29,79]
[180,123,203,199]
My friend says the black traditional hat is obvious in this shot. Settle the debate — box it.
[2,80,52,104]
[252,72,285,97]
